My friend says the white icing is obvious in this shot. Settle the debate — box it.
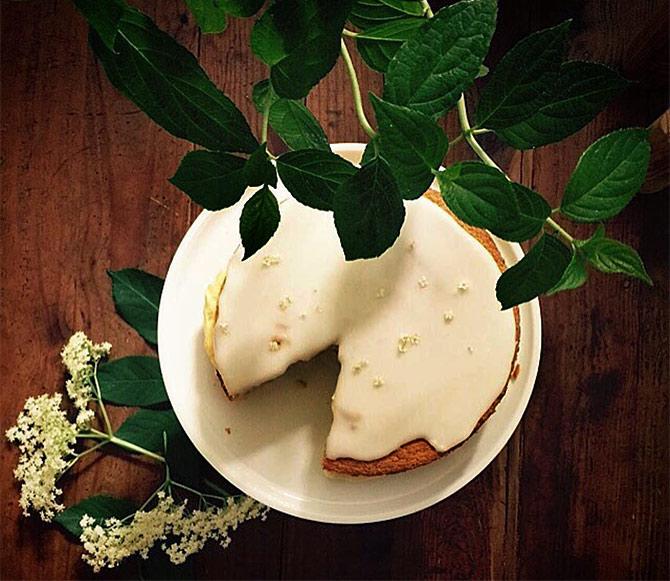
[213,196,517,462]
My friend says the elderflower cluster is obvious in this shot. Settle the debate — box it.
[60,331,111,427]
[80,492,268,572]
[5,393,78,521]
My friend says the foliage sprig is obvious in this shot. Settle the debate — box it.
[72,0,653,306]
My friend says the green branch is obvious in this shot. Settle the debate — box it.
[92,362,114,436]
[544,217,575,244]
[108,436,166,463]
[261,103,270,144]
[450,133,465,146]
[420,0,434,18]
[340,38,377,139]
[456,95,501,169]
[78,426,166,463]
[456,94,575,246]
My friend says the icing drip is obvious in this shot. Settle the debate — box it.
[213,196,516,461]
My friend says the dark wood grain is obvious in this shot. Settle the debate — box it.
[1,1,667,579]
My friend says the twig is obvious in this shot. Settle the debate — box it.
[340,39,376,139]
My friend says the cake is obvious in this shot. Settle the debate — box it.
[204,188,520,477]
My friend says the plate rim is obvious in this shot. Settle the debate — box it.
[157,142,542,524]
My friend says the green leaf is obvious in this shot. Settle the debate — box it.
[73,0,126,52]
[383,0,497,117]
[475,20,571,130]
[269,100,330,151]
[333,157,405,260]
[496,234,572,309]
[547,251,588,295]
[244,144,278,187]
[185,0,227,34]
[356,18,425,73]
[115,409,180,452]
[89,6,258,153]
[497,61,630,149]
[251,0,353,99]
[276,150,356,210]
[379,0,424,16]
[108,269,163,345]
[218,0,265,17]
[184,0,265,31]
[492,183,551,242]
[171,146,277,211]
[436,162,519,234]
[251,79,279,114]
[55,495,136,538]
[240,185,281,259]
[169,151,248,210]
[349,0,412,30]
[370,94,447,199]
[165,425,202,488]
[98,356,168,407]
[576,226,652,284]
[560,128,651,222]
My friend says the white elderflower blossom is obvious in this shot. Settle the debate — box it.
[80,493,184,571]
[80,492,268,572]
[165,496,267,565]
[60,331,111,427]
[8,330,270,569]
[6,393,78,521]
[397,333,420,354]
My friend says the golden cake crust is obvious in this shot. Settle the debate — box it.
[208,188,521,477]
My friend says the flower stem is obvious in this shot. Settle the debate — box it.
[77,427,166,462]
[88,359,166,463]
[123,480,168,520]
[340,38,376,139]
[172,480,236,500]
[77,430,108,440]
[172,480,244,504]
[170,481,202,496]
[108,436,166,463]
[63,440,109,473]
[92,362,114,437]
[77,441,108,458]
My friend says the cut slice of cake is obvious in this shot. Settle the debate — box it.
[204,189,520,477]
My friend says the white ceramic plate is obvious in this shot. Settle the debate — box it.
[158,143,541,524]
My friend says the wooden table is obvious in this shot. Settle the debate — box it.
[2,1,668,578]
